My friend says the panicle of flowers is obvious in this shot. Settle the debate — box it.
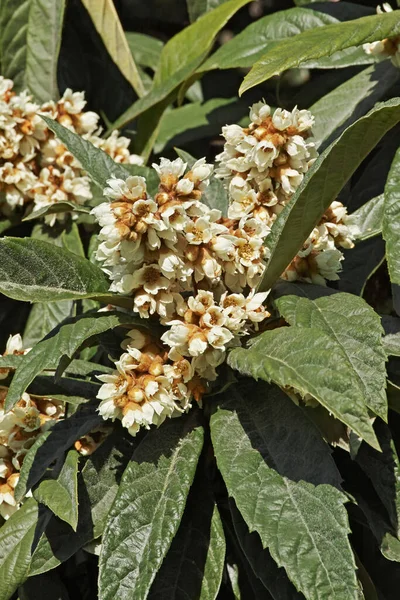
[215,101,355,285]
[0,76,142,225]
[363,4,400,68]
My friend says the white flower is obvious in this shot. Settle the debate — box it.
[130,264,170,295]
[206,326,234,350]
[272,108,294,130]
[104,175,147,201]
[221,124,245,145]
[153,157,186,180]
[249,101,271,125]
[315,248,344,281]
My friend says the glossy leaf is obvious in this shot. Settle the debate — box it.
[346,194,384,241]
[149,467,225,599]
[258,99,400,292]
[34,450,79,530]
[0,237,109,302]
[6,311,139,411]
[240,9,400,93]
[81,0,145,97]
[383,146,400,285]
[41,116,130,189]
[0,499,39,600]
[228,328,379,449]
[0,0,66,101]
[210,384,359,600]
[187,0,231,22]
[111,0,252,131]
[311,62,399,149]
[99,413,204,600]
[200,7,375,74]
[275,292,387,421]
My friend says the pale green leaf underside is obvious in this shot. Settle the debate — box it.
[347,194,384,241]
[0,237,109,302]
[258,99,400,292]
[34,450,79,530]
[240,9,400,93]
[81,0,145,97]
[275,293,387,421]
[210,389,359,600]
[228,327,379,449]
[383,146,400,285]
[99,415,204,600]
[0,0,65,102]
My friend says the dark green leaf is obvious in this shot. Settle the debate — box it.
[99,413,204,600]
[0,499,39,600]
[240,9,400,93]
[0,237,109,302]
[210,384,359,600]
[187,0,231,22]
[34,450,79,530]
[228,328,379,449]
[311,63,399,149]
[22,202,89,222]
[149,466,225,600]
[23,301,74,347]
[275,293,387,421]
[258,99,400,292]
[0,0,66,101]
[41,116,130,189]
[383,145,400,285]
[6,311,139,410]
[200,7,375,75]
[15,404,103,502]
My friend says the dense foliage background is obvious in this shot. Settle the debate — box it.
[0,0,400,599]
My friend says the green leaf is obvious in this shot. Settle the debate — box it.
[80,0,145,97]
[258,99,400,292]
[23,301,74,347]
[384,333,400,357]
[148,466,225,600]
[22,202,89,222]
[99,413,204,600]
[311,63,399,149]
[356,421,400,537]
[155,97,238,153]
[228,328,379,449]
[240,9,400,94]
[0,0,66,101]
[200,7,376,75]
[15,404,103,502]
[210,384,359,600]
[187,0,231,22]
[0,237,109,302]
[34,450,79,530]
[346,194,384,242]
[383,145,400,285]
[0,498,39,600]
[275,293,387,421]
[5,311,139,411]
[125,32,163,71]
[41,116,130,189]
[229,501,302,600]
[29,430,137,576]
[110,0,252,131]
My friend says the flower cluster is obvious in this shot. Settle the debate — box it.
[215,101,355,284]
[0,77,142,225]
[93,100,356,436]
[363,4,400,68]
